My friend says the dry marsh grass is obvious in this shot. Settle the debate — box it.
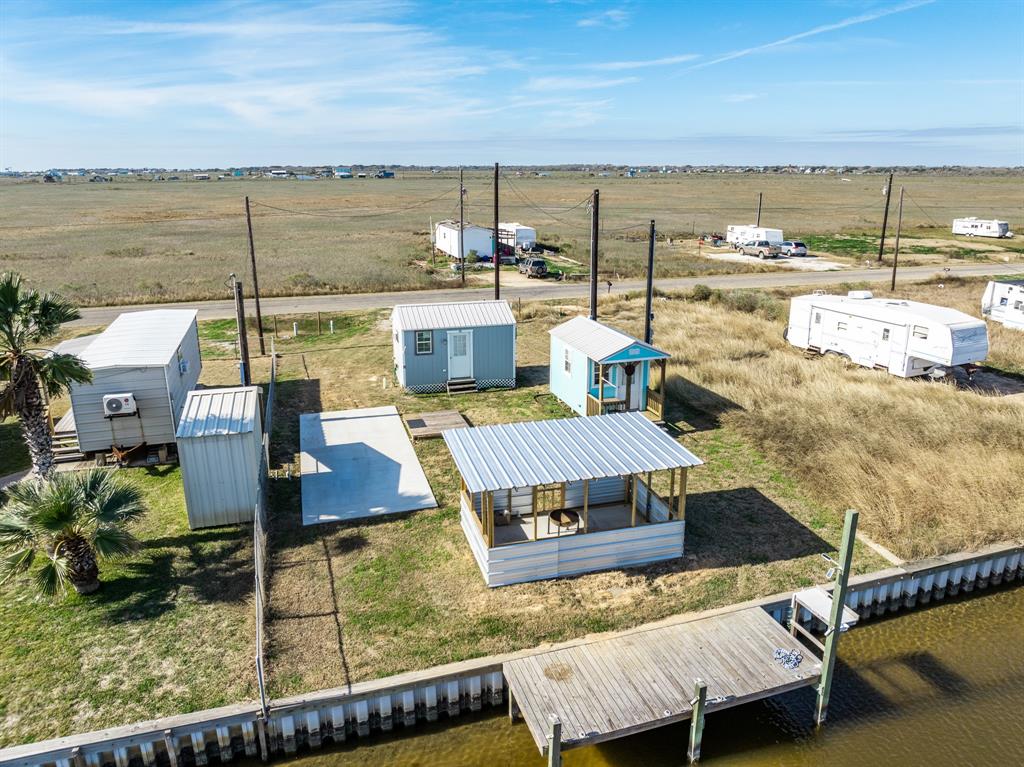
[2,172,1020,305]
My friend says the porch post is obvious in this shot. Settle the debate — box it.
[532,486,539,541]
[668,469,676,521]
[625,364,633,411]
[598,363,605,412]
[630,475,638,527]
[659,358,666,396]
[486,491,494,548]
[582,479,589,532]
[560,482,566,510]
[645,471,653,522]
[678,468,687,520]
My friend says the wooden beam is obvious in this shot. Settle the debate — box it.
[660,358,667,396]
[816,509,859,725]
[532,486,539,541]
[560,481,566,511]
[598,362,605,411]
[687,679,707,763]
[547,717,562,767]
[631,475,638,527]
[678,468,687,521]
[668,468,676,521]
[486,492,494,548]
[645,471,652,522]
[582,479,589,532]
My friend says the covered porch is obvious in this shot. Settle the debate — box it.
[586,356,668,420]
[443,411,702,587]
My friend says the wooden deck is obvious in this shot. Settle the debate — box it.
[504,606,822,754]
[403,410,469,440]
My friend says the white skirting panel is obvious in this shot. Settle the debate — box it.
[459,501,684,587]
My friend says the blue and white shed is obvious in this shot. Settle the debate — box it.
[549,316,670,419]
[391,301,517,393]
[175,386,264,529]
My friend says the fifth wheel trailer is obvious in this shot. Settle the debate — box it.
[981,280,1024,330]
[952,217,1013,238]
[725,225,784,247]
[785,291,988,378]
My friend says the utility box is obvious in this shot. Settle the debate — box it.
[176,386,264,529]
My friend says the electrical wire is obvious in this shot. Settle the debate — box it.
[248,184,460,219]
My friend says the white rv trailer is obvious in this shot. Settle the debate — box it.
[952,217,1013,238]
[433,220,494,261]
[981,280,1024,330]
[786,291,988,378]
[725,224,784,247]
[498,222,537,250]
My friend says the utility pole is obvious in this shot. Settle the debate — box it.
[815,509,859,725]
[589,189,600,321]
[231,274,251,387]
[493,162,500,300]
[459,166,465,286]
[755,192,763,227]
[644,219,656,344]
[244,196,266,355]
[877,172,894,262]
[890,186,905,291]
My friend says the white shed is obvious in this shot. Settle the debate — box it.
[176,386,264,529]
[433,220,494,261]
[63,310,202,454]
[498,222,537,250]
[981,280,1024,330]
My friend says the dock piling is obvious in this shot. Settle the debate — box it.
[687,679,707,764]
[547,717,562,767]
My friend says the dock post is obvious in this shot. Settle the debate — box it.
[815,509,859,726]
[547,717,562,767]
[687,679,707,763]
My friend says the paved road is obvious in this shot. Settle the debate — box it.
[71,262,1024,327]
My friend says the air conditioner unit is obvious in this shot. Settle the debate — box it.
[103,393,138,418]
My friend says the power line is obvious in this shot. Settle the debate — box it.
[901,190,943,228]
[248,185,460,219]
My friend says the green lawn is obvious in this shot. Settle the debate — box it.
[0,467,255,747]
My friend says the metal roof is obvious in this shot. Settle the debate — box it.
[549,316,668,363]
[443,411,702,494]
[176,386,260,439]
[391,300,516,331]
[79,309,198,369]
[793,294,985,328]
[50,333,101,357]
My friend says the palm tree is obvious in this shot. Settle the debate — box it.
[0,272,92,477]
[0,469,147,595]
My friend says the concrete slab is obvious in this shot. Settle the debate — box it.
[300,406,437,526]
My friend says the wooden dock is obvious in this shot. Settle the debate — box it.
[504,606,822,756]
[403,410,469,440]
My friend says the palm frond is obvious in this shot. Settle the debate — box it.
[89,473,147,526]
[34,556,70,597]
[0,512,36,549]
[31,293,82,339]
[92,525,140,559]
[35,353,92,397]
[0,547,36,584]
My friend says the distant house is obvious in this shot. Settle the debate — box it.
[193,173,210,181]
[266,169,289,178]
[549,316,670,420]
[391,301,517,393]
[334,167,353,178]
[232,169,245,177]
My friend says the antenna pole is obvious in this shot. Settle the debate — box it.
[891,186,905,291]
[877,172,894,262]
[755,192,762,227]
[459,166,465,286]
[494,162,500,300]
[644,219,656,344]
[589,189,600,321]
[245,196,266,355]
[231,275,251,387]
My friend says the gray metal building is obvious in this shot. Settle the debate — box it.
[58,310,202,454]
[176,386,263,529]
[391,301,516,393]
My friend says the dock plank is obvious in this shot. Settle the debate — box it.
[403,410,469,440]
[504,606,822,754]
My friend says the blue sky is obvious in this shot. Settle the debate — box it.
[2,0,1022,168]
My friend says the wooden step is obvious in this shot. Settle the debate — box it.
[447,378,477,394]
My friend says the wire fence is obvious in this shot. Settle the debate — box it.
[253,340,276,718]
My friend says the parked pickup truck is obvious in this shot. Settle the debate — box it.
[518,257,549,277]
[739,240,782,258]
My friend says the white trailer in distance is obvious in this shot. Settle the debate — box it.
[952,217,1013,238]
[981,280,1024,330]
[785,290,989,378]
[726,225,784,248]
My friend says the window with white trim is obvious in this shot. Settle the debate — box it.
[814,312,821,325]
[912,325,928,339]
[837,321,848,331]
[882,328,890,341]
[564,348,571,373]
[591,364,615,388]
[1014,300,1023,311]
[415,330,432,355]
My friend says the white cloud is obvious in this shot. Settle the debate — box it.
[577,8,630,29]
[525,76,639,91]
[688,0,935,71]
[722,93,760,103]
[589,54,699,71]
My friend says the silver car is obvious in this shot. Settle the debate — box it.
[739,240,781,258]
[779,240,808,257]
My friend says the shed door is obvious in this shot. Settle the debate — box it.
[447,330,473,379]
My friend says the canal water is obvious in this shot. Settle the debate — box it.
[283,585,1024,766]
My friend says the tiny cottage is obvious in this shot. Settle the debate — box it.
[444,411,703,586]
[391,301,517,393]
[549,316,670,419]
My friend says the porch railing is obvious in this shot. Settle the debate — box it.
[646,388,664,420]
[585,394,629,416]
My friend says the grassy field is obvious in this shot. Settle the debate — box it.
[2,172,1021,306]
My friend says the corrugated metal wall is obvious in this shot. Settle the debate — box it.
[72,367,175,452]
[401,325,514,388]
[178,418,263,529]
